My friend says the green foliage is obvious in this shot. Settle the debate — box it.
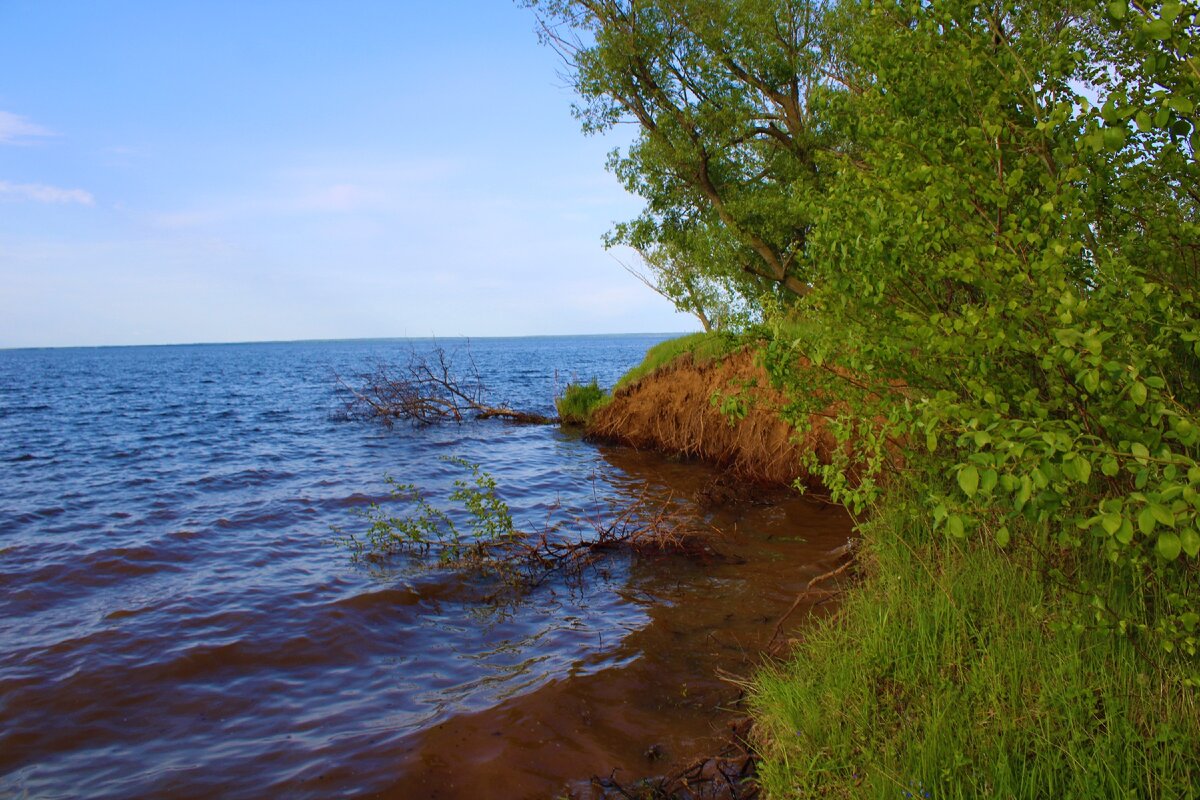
[753,0,1200,659]
[526,0,828,304]
[612,330,742,392]
[709,385,749,426]
[555,379,607,425]
[752,491,1200,799]
[335,456,515,572]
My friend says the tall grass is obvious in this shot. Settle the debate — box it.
[555,379,606,425]
[752,489,1200,799]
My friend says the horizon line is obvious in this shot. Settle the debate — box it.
[0,330,696,353]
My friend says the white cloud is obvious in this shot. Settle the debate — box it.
[145,156,463,230]
[0,111,55,144]
[0,180,94,205]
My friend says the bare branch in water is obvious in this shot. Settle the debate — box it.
[335,344,557,426]
[511,489,719,589]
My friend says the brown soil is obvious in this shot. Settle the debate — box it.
[586,349,833,488]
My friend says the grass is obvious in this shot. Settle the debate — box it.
[751,489,1200,799]
[555,379,606,425]
[611,330,742,394]
[556,331,745,425]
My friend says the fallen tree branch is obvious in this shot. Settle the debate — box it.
[334,345,557,426]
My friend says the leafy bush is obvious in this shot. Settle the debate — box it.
[760,0,1200,660]
[334,456,515,571]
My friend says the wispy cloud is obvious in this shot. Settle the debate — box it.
[0,180,94,205]
[0,111,55,145]
[146,156,464,230]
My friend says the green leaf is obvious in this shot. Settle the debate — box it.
[1016,474,1032,509]
[1157,532,1182,560]
[1168,96,1195,115]
[1180,528,1200,558]
[980,469,998,495]
[1130,381,1148,406]
[995,526,1010,547]
[947,514,966,538]
[958,465,980,497]
[1103,126,1127,151]
[1101,456,1120,477]
[1116,518,1135,545]
[1131,442,1150,462]
[1151,503,1175,527]
[1102,512,1123,535]
[926,429,937,453]
[1107,0,1127,18]
[1064,455,1092,484]
[1144,18,1172,40]
[1139,506,1157,535]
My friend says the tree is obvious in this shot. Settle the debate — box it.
[526,0,833,302]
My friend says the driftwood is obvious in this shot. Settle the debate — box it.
[588,715,760,799]
[336,346,556,426]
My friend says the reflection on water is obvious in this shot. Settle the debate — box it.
[0,337,849,798]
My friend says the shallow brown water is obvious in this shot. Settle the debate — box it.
[376,447,852,799]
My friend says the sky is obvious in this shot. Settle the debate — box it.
[0,1,695,348]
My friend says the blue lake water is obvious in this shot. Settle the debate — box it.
[0,334,853,799]
[0,335,686,796]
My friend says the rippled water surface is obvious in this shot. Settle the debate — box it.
[0,336,850,798]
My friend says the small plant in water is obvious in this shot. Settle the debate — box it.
[334,457,715,594]
[334,456,515,573]
[554,378,606,425]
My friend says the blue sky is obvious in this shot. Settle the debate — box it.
[0,1,693,348]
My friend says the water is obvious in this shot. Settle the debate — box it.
[0,336,850,798]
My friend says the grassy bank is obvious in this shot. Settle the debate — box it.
[751,487,1200,799]
[610,331,742,393]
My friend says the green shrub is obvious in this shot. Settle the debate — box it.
[555,379,607,425]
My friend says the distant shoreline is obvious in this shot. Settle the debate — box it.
[0,330,699,354]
